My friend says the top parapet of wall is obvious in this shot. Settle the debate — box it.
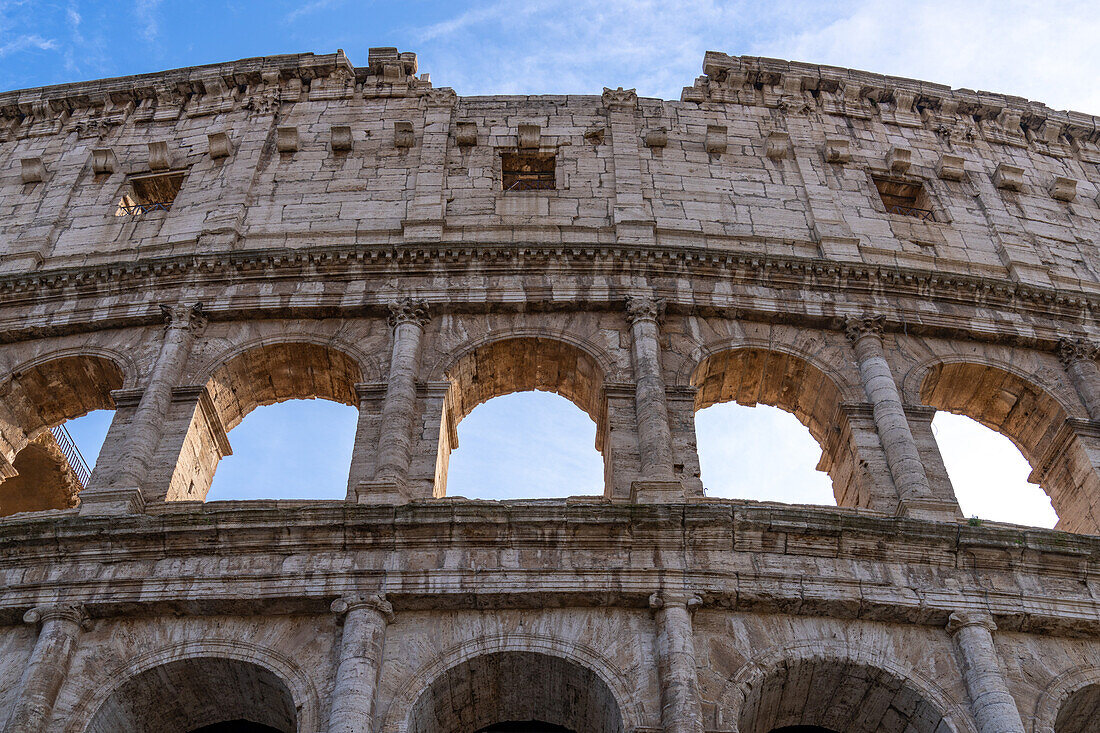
[0,47,430,135]
[685,51,1100,150]
[6,46,1100,153]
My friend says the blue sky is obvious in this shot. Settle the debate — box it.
[9,0,1090,527]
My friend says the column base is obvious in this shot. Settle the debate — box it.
[630,479,686,503]
[896,498,963,523]
[352,479,410,505]
[78,487,146,516]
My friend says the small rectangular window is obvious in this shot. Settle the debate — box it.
[115,171,184,216]
[873,177,934,221]
[501,152,555,191]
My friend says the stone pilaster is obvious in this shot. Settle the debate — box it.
[650,592,703,733]
[359,298,429,502]
[947,611,1025,733]
[626,296,680,501]
[345,383,387,500]
[80,303,205,515]
[603,87,655,244]
[328,594,393,733]
[4,605,87,733]
[845,316,944,520]
[403,89,455,241]
[1059,337,1100,420]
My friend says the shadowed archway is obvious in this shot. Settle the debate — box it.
[408,651,624,733]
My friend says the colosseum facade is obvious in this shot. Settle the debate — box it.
[1,47,1100,733]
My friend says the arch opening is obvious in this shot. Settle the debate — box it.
[170,342,361,502]
[931,411,1057,527]
[919,362,1090,532]
[738,657,954,733]
[0,355,123,516]
[85,657,296,733]
[408,651,623,733]
[695,402,835,505]
[1055,682,1100,733]
[438,337,608,498]
[446,391,604,499]
[690,348,873,510]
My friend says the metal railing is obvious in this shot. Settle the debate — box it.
[885,203,935,221]
[116,200,172,215]
[49,424,91,488]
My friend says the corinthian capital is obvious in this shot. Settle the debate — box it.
[159,302,207,331]
[602,86,638,111]
[625,295,664,325]
[844,314,886,343]
[23,604,88,628]
[945,609,996,635]
[1058,337,1100,367]
[387,298,430,329]
[330,593,394,622]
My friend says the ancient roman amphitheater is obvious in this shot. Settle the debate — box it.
[1,46,1100,733]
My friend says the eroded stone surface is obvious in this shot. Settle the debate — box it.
[1,48,1100,733]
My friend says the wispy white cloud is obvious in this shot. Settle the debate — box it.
[285,0,344,24]
[134,0,162,43]
[0,33,57,57]
[406,0,1100,115]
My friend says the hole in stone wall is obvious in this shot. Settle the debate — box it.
[205,399,357,501]
[502,152,555,191]
[872,176,935,220]
[1056,683,1100,733]
[446,391,603,499]
[115,171,184,215]
[695,402,835,505]
[932,411,1057,528]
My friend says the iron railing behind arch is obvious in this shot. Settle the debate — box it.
[49,423,90,487]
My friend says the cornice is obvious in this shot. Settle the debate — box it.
[0,502,1098,636]
[0,241,1094,347]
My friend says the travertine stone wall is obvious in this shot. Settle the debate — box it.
[3,48,1100,733]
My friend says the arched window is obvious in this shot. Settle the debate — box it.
[691,348,888,512]
[438,337,610,499]
[920,362,1089,531]
[695,402,834,505]
[931,412,1056,527]
[446,391,603,499]
[170,342,361,502]
[0,355,122,516]
[205,399,357,501]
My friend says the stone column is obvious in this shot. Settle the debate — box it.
[1059,338,1100,420]
[365,299,429,500]
[650,592,703,733]
[627,296,680,501]
[80,303,205,515]
[947,611,1025,733]
[845,316,935,518]
[346,383,388,501]
[327,594,394,733]
[4,605,87,733]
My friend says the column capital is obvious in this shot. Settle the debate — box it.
[387,297,430,329]
[331,594,394,622]
[626,295,664,325]
[648,591,702,612]
[602,86,638,111]
[844,314,886,343]
[946,609,997,635]
[23,604,89,629]
[1058,337,1100,367]
[159,302,207,332]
